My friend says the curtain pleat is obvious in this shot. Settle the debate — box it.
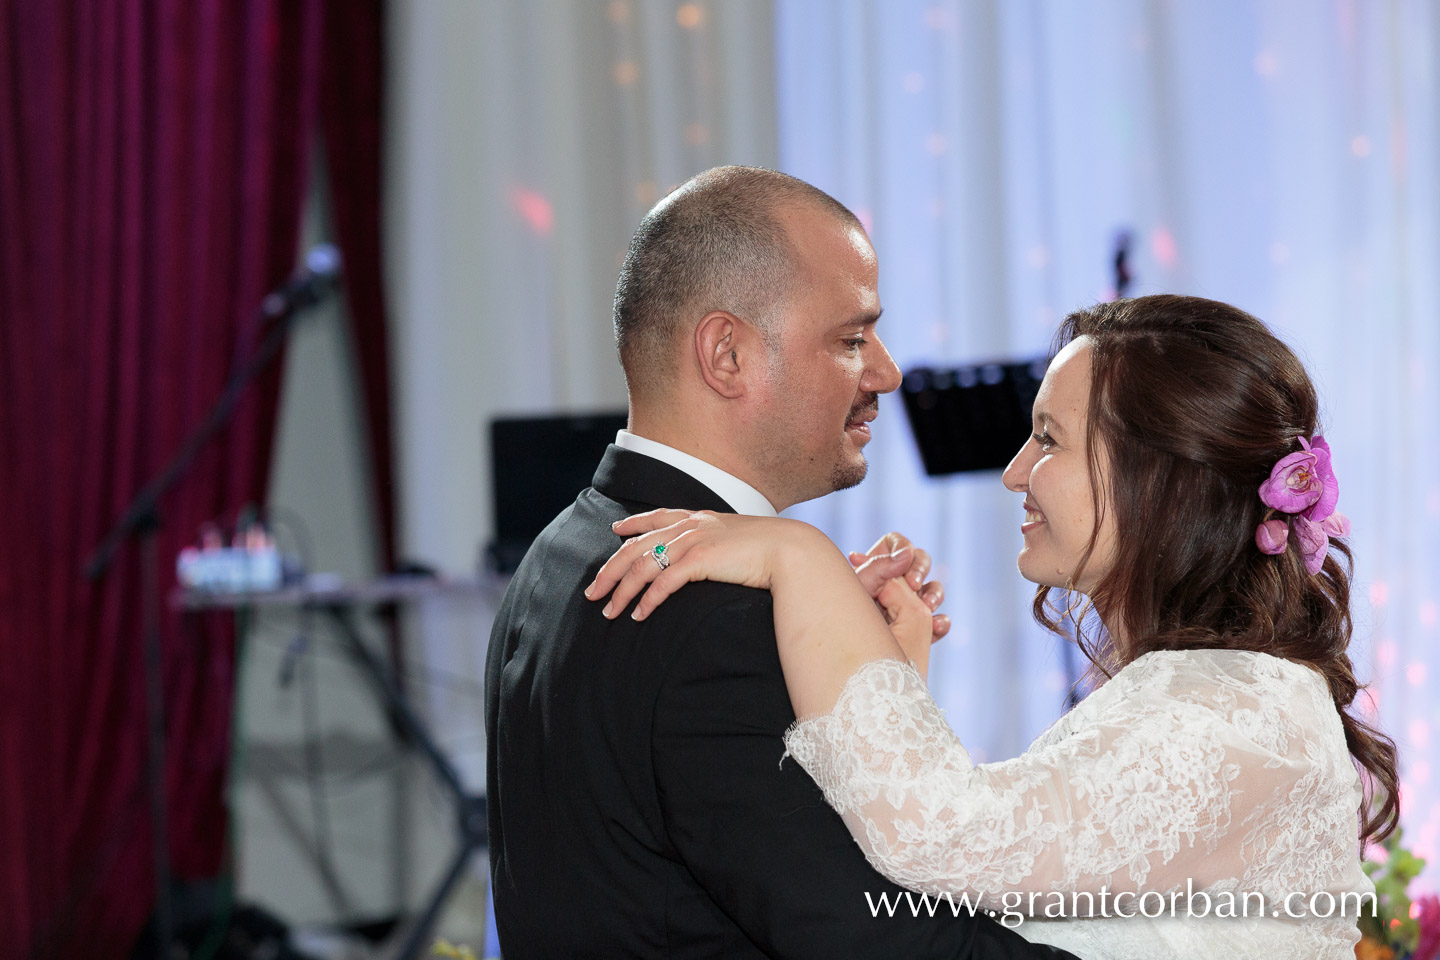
[322,0,398,577]
[0,0,332,953]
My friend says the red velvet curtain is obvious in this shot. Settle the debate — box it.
[323,0,398,576]
[0,0,333,955]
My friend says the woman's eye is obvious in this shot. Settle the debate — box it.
[1033,431,1054,449]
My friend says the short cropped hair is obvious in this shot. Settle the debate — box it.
[612,166,861,395]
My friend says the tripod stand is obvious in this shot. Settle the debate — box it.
[84,246,342,959]
[177,575,491,960]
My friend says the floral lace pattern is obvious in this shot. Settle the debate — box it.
[782,650,1371,959]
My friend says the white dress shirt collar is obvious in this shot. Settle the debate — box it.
[614,430,779,518]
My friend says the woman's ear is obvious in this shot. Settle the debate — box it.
[694,311,749,399]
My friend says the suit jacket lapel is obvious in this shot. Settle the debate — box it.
[591,444,737,515]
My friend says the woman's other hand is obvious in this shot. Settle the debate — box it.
[875,577,938,679]
[849,532,951,645]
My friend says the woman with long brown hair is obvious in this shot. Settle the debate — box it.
[589,295,1397,958]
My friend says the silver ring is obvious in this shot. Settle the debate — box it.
[651,542,670,571]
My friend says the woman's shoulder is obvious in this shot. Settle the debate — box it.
[1102,648,1343,757]
[1117,650,1330,711]
[1121,646,1323,684]
[1035,648,1342,757]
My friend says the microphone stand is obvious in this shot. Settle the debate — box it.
[1056,230,1135,710]
[84,267,336,960]
[1057,230,1135,712]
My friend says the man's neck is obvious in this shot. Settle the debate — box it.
[623,419,787,512]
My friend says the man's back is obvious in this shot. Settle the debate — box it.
[485,446,1075,959]
[485,450,762,954]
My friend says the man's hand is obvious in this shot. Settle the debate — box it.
[849,532,950,644]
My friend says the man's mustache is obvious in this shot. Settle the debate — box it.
[848,395,880,420]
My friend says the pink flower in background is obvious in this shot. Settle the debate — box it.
[1416,893,1440,960]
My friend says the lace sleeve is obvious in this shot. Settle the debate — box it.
[780,653,1364,905]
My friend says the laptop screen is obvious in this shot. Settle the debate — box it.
[488,411,628,572]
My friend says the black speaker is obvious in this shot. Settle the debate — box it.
[899,358,1046,475]
[487,411,629,573]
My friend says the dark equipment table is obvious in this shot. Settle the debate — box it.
[177,575,491,960]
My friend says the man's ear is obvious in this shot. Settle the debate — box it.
[694,310,753,399]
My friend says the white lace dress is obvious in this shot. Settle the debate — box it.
[782,649,1372,959]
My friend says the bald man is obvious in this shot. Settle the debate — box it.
[485,166,1079,960]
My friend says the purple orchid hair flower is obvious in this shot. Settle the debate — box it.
[1301,436,1339,522]
[1321,511,1350,538]
[1255,519,1289,555]
[1254,435,1348,573]
[1258,436,1324,514]
[1293,515,1329,575]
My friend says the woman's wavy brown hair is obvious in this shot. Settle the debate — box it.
[1036,294,1399,845]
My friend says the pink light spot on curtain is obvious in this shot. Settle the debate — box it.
[1150,226,1178,268]
[1378,640,1398,668]
[510,187,555,236]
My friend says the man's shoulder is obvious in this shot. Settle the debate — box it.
[500,488,613,587]
[663,580,774,628]
[498,491,772,630]
[638,581,779,692]
[519,489,771,601]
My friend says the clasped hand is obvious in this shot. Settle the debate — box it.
[584,509,949,672]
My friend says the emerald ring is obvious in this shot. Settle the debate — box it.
[651,542,670,571]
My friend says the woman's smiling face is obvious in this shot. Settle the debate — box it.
[1001,337,1117,594]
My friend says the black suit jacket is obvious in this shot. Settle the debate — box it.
[485,445,1079,959]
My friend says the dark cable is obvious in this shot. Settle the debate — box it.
[299,603,344,922]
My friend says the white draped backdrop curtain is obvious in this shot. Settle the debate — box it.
[775,0,1440,886]
[389,0,779,802]
[389,0,1440,893]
